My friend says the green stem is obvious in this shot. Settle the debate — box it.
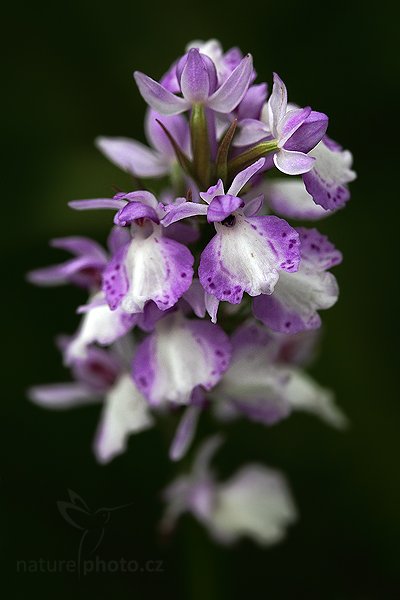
[227,140,278,177]
[190,104,210,188]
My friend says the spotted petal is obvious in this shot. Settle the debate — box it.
[103,227,194,313]
[132,314,231,406]
[302,137,356,210]
[266,179,332,221]
[199,214,301,304]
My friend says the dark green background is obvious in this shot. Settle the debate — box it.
[2,0,399,597]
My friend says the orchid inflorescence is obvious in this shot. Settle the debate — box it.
[29,39,355,546]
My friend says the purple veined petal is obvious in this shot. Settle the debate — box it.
[28,383,98,409]
[102,243,130,311]
[227,157,266,196]
[267,72,288,138]
[134,71,190,115]
[266,179,332,221]
[237,83,268,121]
[107,226,131,254]
[284,111,329,154]
[199,179,225,204]
[95,136,167,178]
[161,201,208,226]
[205,292,220,323]
[132,313,231,407]
[118,190,159,208]
[199,214,301,304]
[169,404,202,462]
[51,237,107,261]
[145,109,190,158]
[273,149,315,176]
[27,255,103,287]
[233,118,270,147]
[302,138,356,210]
[278,106,312,147]
[114,201,160,226]
[207,195,243,223]
[103,228,194,313]
[180,48,210,103]
[183,278,207,318]
[297,227,343,270]
[207,55,253,113]
[69,198,127,211]
[243,193,264,216]
[253,268,339,334]
[93,373,154,464]
[176,50,217,92]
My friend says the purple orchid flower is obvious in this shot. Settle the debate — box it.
[234,73,328,176]
[162,158,301,306]
[132,312,231,407]
[213,323,347,428]
[134,48,253,116]
[162,435,297,545]
[302,135,356,210]
[27,236,108,289]
[264,179,333,221]
[96,109,190,179]
[69,191,194,313]
[253,228,342,333]
[29,343,153,464]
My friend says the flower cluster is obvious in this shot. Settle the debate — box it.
[29,39,355,546]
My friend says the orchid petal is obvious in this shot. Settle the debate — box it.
[267,73,288,137]
[207,195,243,223]
[94,374,154,464]
[273,149,315,175]
[134,71,190,115]
[180,48,210,103]
[28,383,97,408]
[69,198,127,211]
[95,136,167,177]
[161,201,208,226]
[169,404,202,462]
[227,158,266,196]
[207,55,253,113]
[199,179,225,204]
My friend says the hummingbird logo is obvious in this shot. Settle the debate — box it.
[57,489,133,576]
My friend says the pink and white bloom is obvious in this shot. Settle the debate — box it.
[213,323,347,428]
[162,159,301,307]
[29,345,153,464]
[96,109,190,179]
[132,312,231,406]
[253,228,342,333]
[69,191,194,314]
[134,48,253,116]
[162,436,297,546]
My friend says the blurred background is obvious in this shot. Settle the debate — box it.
[2,0,399,597]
